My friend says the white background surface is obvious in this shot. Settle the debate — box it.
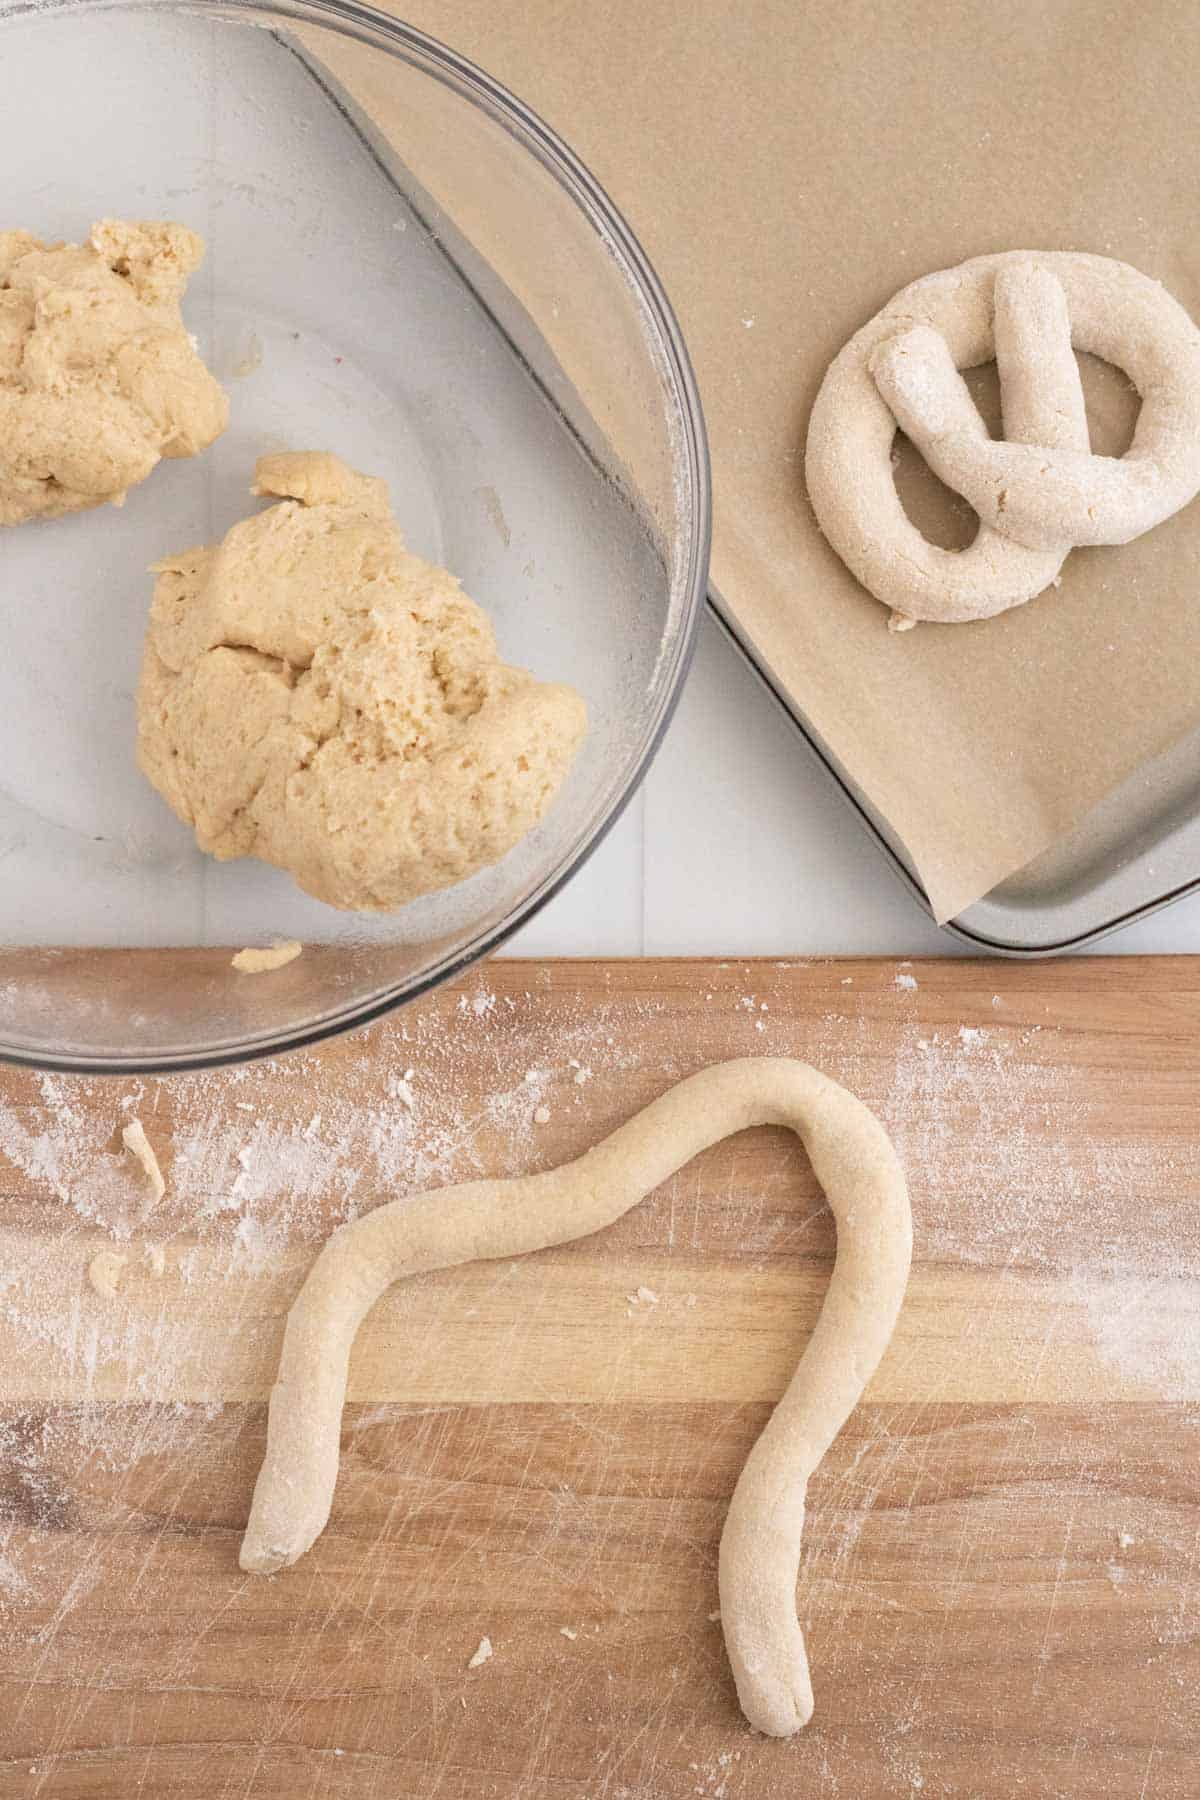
[507,612,1200,960]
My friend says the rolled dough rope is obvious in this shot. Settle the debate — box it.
[240,1057,911,1738]
[806,250,1200,622]
[992,263,1089,455]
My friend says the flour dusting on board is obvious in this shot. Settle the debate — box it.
[0,978,668,1617]
[0,962,1196,1641]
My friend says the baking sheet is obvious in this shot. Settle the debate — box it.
[712,594,1200,953]
[372,0,1200,924]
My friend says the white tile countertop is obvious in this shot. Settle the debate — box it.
[507,613,1200,960]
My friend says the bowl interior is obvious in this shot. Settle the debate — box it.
[0,0,707,1070]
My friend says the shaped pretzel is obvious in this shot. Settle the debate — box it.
[240,1058,911,1738]
[806,252,1200,624]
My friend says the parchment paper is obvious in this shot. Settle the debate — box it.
[370,0,1200,921]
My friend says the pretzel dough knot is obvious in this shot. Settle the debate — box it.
[805,252,1200,624]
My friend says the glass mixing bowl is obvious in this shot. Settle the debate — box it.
[0,0,709,1073]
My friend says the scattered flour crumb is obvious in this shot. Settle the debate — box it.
[532,1105,552,1126]
[895,972,918,993]
[1106,1561,1126,1589]
[88,1249,128,1299]
[1118,1531,1136,1549]
[231,940,303,974]
[467,1637,493,1669]
[559,1626,578,1640]
[627,1285,659,1306]
[572,1065,593,1086]
[122,1118,165,1203]
[708,1608,721,1622]
[392,1071,416,1111]
[142,1242,166,1275]
[957,1026,987,1047]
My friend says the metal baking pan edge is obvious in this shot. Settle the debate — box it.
[707,591,1200,957]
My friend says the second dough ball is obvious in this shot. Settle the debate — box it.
[0,219,228,526]
[136,453,587,912]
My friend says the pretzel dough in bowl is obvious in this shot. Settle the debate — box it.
[136,453,588,912]
[0,219,227,526]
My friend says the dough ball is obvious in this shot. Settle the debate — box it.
[137,453,588,911]
[0,219,228,526]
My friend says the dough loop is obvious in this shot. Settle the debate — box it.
[239,1057,911,1737]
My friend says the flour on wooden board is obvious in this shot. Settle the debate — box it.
[0,976,661,1584]
[87,1249,127,1299]
[0,966,1194,1636]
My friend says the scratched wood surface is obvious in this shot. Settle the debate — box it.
[0,957,1197,1798]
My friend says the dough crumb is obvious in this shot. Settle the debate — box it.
[232,940,303,974]
[232,333,263,379]
[533,1105,552,1126]
[888,610,917,633]
[0,219,227,526]
[122,1118,166,1204]
[894,971,918,992]
[88,1249,128,1299]
[559,1626,578,1640]
[137,453,587,912]
[708,1608,722,1622]
[467,1637,493,1669]
[143,1241,167,1275]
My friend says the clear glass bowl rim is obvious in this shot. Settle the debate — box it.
[0,0,711,1076]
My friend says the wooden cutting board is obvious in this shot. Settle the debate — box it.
[0,957,1197,1798]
